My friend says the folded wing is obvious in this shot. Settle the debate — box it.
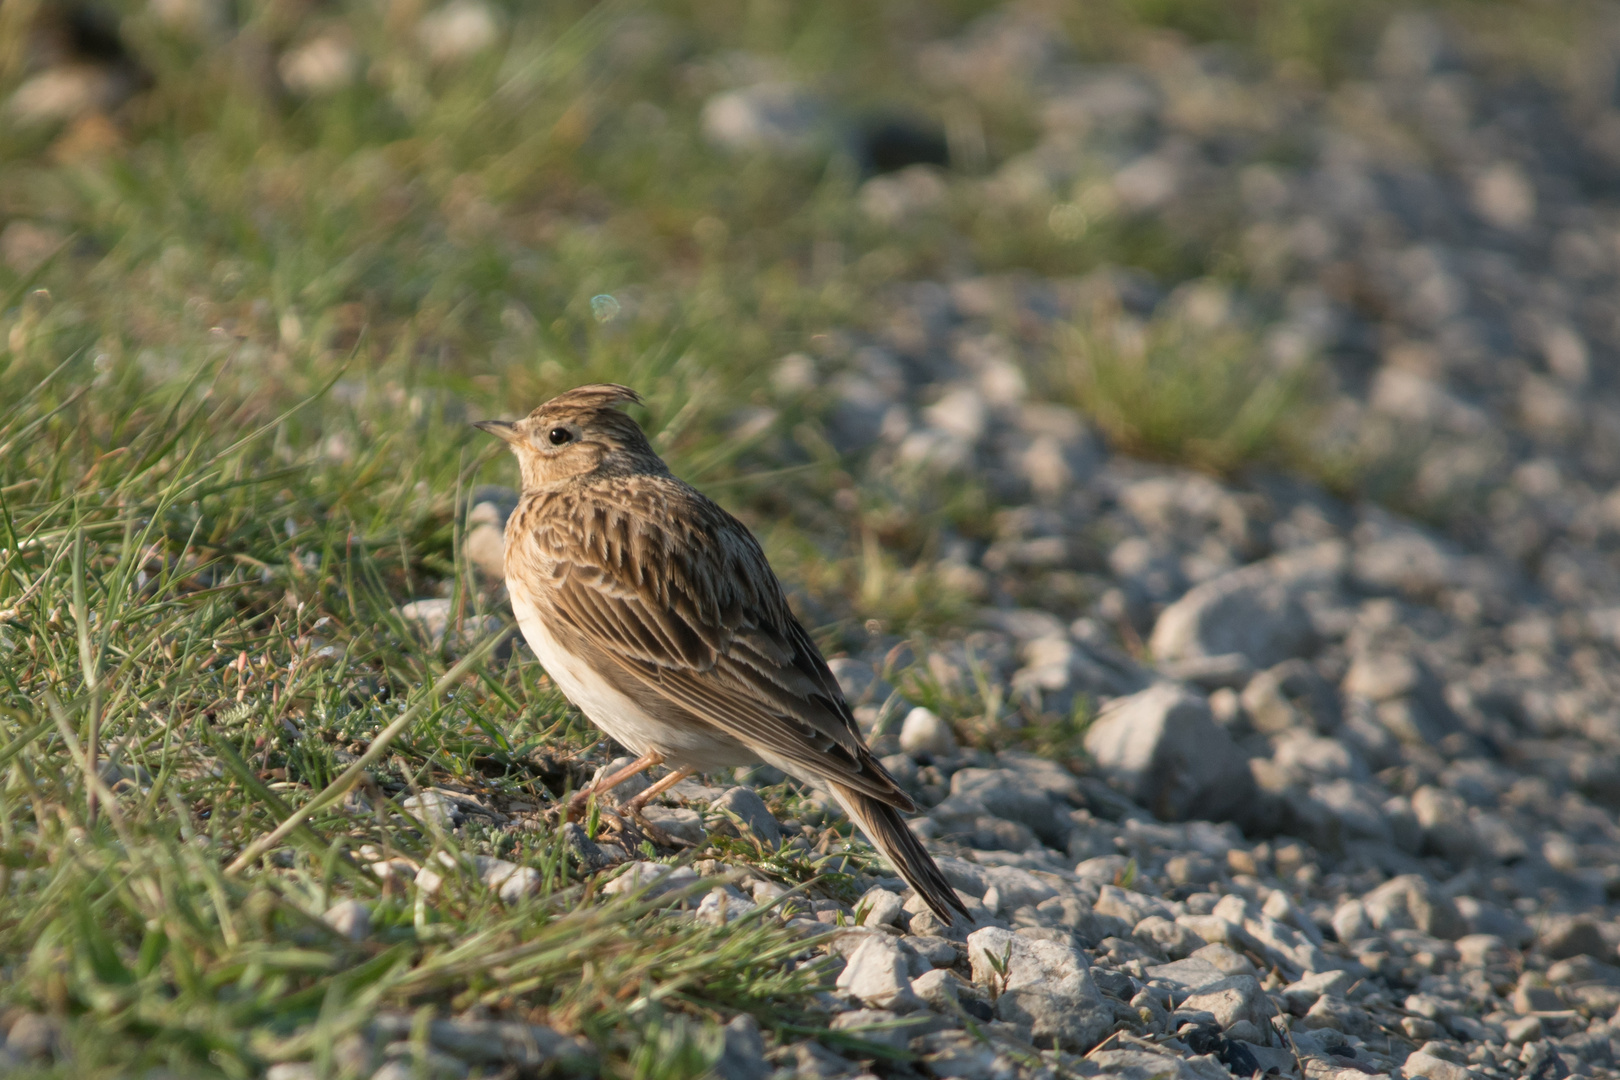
[532,483,914,810]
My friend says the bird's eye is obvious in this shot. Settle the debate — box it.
[548,427,573,446]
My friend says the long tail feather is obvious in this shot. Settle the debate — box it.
[828,782,969,925]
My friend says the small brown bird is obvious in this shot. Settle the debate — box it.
[476,384,967,923]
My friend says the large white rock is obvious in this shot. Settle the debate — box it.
[1361,874,1465,940]
[1083,682,1255,822]
[966,927,1110,1050]
[1150,560,1319,669]
[835,935,923,1012]
[1178,973,1275,1029]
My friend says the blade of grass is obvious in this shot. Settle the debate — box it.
[44,691,128,843]
[71,527,103,826]
[0,715,52,769]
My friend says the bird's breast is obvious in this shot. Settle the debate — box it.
[505,575,755,769]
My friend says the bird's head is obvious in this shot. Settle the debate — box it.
[475,384,666,490]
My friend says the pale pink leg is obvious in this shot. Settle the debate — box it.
[567,751,662,819]
[622,766,697,814]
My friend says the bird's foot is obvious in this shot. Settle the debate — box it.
[564,789,596,823]
[619,765,698,818]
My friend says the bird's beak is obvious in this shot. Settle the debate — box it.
[474,419,522,444]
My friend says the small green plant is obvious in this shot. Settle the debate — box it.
[1014,695,1097,771]
[984,942,1014,1002]
[1115,858,1140,890]
[626,1012,726,1080]
[852,896,873,926]
[1054,312,1320,477]
[854,528,973,633]
[894,643,1009,751]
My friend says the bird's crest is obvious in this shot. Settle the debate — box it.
[533,384,642,417]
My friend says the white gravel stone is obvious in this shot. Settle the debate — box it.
[397,599,501,653]
[266,1065,316,1080]
[640,805,707,846]
[1177,973,1275,1029]
[1095,884,1173,925]
[857,887,905,929]
[898,706,957,757]
[835,934,923,1011]
[911,967,985,1014]
[407,863,452,900]
[1403,1050,1479,1080]
[1149,560,1319,669]
[1362,875,1465,940]
[696,887,757,926]
[1282,970,1358,1012]
[5,1015,54,1059]
[401,790,461,828]
[1135,915,1203,959]
[467,855,541,903]
[417,0,501,65]
[1262,888,1325,946]
[923,385,990,443]
[702,83,827,155]
[1086,1049,1232,1080]
[279,36,357,96]
[710,786,782,848]
[602,861,698,901]
[1304,994,1376,1036]
[1331,898,1370,943]
[1144,955,1228,994]
[9,66,133,126]
[1505,1015,1544,1045]
[588,755,652,804]
[966,926,1111,1050]
[323,899,371,941]
[1084,682,1255,821]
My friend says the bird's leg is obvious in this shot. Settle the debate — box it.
[567,751,662,820]
[622,765,697,815]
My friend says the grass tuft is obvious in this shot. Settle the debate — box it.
[1054,305,1321,477]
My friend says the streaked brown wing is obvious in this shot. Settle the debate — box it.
[533,483,913,809]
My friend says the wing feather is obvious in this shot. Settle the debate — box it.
[527,480,911,809]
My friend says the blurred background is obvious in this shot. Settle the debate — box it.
[5,0,1620,642]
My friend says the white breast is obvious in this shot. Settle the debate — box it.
[507,579,754,769]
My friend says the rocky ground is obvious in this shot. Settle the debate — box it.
[15,3,1620,1079]
[508,9,1620,1080]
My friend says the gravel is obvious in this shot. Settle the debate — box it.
[653,8,1620,1075]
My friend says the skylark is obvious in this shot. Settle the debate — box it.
[476,384,968,923]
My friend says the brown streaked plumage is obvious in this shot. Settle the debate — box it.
[476,384,967,924]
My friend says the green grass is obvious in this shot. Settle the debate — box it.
[0,347,842,1076]
[1053,305,1321,477]
[0,0,1604,1073]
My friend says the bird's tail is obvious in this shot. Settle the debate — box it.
[828,782,969,926]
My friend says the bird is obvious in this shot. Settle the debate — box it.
[475,384,968,924]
